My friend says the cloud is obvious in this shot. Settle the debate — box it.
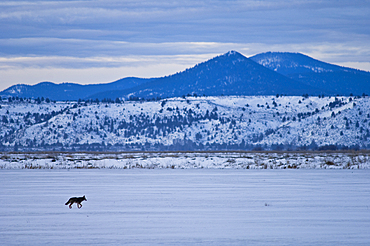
[0,38,246,57]
[0,0,369,90]
[1,39,369,67]
[0,52,216,70]
[1,0,369,44]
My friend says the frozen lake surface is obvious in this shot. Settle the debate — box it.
[1,169,370,245]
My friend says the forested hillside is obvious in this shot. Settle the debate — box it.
[1,95,369,151]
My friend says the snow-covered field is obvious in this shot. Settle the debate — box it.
[1,169,370,245]
[1,151,370,169]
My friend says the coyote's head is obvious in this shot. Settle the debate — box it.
[82,195,87,201]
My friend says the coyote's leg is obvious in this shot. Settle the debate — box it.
[69,203,73,209]
[77,203,82,208]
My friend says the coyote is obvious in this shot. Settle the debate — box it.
[65,195,87,209]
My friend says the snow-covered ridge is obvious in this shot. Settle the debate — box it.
[254,57,333,73]
[1,151,369,169]
[0,95,369,151]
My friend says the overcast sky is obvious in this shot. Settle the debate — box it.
[1,0,370,91]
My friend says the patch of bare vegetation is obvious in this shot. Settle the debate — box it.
[1,151,370,169]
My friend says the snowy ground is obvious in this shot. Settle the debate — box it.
[1,169,370,245]
[2,95,370,150]
[1,151,370,169]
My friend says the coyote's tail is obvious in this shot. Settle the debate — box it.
[65,200,70,205]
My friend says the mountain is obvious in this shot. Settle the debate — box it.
[1,50,369,100]
[98,51,324,100]
[250,52,370,96]
[0,77,152,101]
